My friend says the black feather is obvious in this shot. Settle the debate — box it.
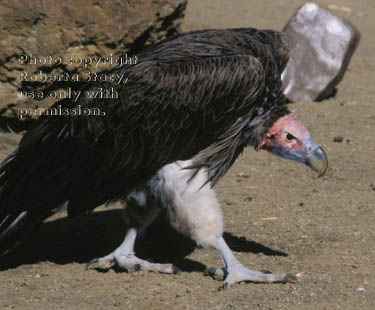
[0,27,290,255]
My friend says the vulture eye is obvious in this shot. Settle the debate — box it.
[284,133,296,142]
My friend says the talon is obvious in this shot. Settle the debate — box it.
[204,267,217,276]
[260,269,272,274]
[86,258,99,270]
[135,264,141,272]
[284,273,298,283]
[203,267,225,281]
[172,265,181,275]
[86,229,180,274]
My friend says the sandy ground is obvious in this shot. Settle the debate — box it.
[1,0,375,309]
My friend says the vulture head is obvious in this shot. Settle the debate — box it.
[258,114,328,176]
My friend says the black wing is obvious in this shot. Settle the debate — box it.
[0,55,266,219]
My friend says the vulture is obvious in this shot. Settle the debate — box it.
[0,28,328,287]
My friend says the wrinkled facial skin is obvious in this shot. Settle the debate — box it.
[258,114,328,176]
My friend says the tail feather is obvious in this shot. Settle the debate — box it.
[0,148,60,256]
[0,210,49,256]
[0,117,73,256]
[0,102,110,256]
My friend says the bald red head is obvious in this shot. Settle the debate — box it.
[258,114,310,152]
[257,113,328,176]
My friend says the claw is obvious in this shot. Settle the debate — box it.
[204,267,217,276]
[134,264,141,272]
[282,273,298,283]
[260,269,272,274]
[85,228,178,274]
[204,267,226,281]
[172,265,181,275]
[86,258,99,270]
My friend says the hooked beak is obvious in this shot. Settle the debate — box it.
[305,145,328,177]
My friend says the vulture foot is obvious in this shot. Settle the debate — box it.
[208,236,299,288]
[223,266,297,288]
[204,266,297,287]
[86,227,179,274]
[86,252,178,274]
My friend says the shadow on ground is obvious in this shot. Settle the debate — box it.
[0,208,287,271]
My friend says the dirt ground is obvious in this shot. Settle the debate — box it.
[1,0,375,309]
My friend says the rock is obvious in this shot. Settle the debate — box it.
[333,136,343,143]
[0,0,187,121]
[356,287,365,292]
[282,2,361,102]
[237,172,249,178]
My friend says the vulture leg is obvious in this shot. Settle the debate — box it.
[86,186,180,274]
[161,160,298,287]
[86,227,179,274]
[204,236,298,288]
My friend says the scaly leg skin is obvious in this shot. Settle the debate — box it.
[204,236,298,288]
[86,227,180,274]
